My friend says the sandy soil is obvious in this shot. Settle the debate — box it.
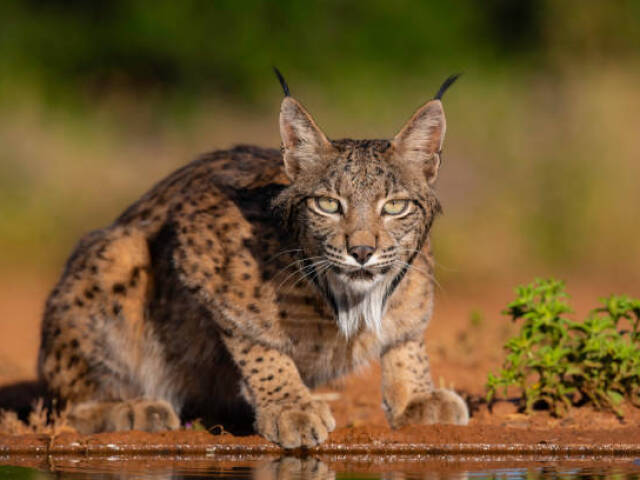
[0,270,639,452]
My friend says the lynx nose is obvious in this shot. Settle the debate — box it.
[349,245,374,265]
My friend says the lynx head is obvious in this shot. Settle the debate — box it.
[273,71,458,338]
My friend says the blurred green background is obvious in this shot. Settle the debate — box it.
[1,0,639,285]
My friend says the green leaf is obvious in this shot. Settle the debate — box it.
[607,390,624,405]
[486,277,640,418]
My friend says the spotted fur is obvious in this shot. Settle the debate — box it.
[38,77,468,447]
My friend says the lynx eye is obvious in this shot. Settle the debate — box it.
[382,199,409,216]
[315,197,340,214]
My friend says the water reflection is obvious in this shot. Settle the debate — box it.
[1,455,639,479]
[254,457,335,480]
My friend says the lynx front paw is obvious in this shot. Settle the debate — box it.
[389,389,469,428]
[256,400,336,448]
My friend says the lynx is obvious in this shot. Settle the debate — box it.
[38,71,468,448]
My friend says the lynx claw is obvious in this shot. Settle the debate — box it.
[390,389,469,428]
[256,400,335,448]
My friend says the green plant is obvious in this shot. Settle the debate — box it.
[487,278,640,417]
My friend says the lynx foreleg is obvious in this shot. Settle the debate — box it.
[223,335,335,448]
[381,339,468,427]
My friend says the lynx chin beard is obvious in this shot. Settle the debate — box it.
[324,262,399,339]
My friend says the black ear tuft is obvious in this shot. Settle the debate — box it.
[273,67,291,97]
[434,73,461,101]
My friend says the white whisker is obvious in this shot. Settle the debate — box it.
[286,260,331,292]
[393,260,444,292]
[264,248,304,265]
[275,258,328,292]
[271,256,325,282]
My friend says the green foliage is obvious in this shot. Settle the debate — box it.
[487,278,640,417]
[2,0,640,103]
[0,0,494,102]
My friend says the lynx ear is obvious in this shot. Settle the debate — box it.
[392,73,459,185]
[279,96,332,181]
[392,99,446,185]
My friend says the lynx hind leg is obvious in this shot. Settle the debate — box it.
[41,228,180,433]
[40,227,151,399]
[68,399,180,434]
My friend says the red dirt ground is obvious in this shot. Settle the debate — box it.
[1,270,639,452]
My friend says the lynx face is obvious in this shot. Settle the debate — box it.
[275,93,446,337]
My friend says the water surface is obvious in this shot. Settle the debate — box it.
[1,455,640,479]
